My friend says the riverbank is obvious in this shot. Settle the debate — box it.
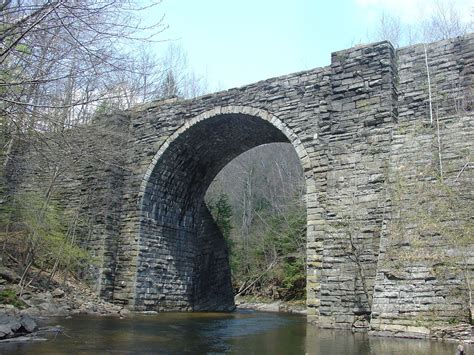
[235,296,306,315]
[234,296,473,344]
[0,264,471,345]
[0,282,124,320]
[0,264,126,319]
[0,265,126,341]
[0,287,125,342]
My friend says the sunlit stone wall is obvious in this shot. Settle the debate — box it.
[14,34,473,334]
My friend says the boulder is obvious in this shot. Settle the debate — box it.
[51,288,65,298]
[0,313,21,333]
[0,268,20,283]
[20,307,41,317]
[0,312,37,339]
[38,302,59,315]
[19,315,37,333]
[29,293,52,306]
[0,324,13,338]
[119,308,130,317]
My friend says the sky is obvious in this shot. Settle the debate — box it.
[150,0,473,92]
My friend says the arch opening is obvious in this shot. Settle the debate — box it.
[135,107,314,312]
[206,142,307,302]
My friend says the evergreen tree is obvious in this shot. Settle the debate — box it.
[159,70,180,99]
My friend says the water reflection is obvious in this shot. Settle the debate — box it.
[306,327,371,355]
[0,311,469,354]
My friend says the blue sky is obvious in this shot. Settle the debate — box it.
[151,0,472,91]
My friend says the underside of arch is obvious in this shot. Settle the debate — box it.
[135,107,313,311]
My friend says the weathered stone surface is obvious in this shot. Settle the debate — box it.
[0,313,37,339]
[11,34,473,334]
[51,288,65,298]
[18,315,37,333]
[369,34,474,335]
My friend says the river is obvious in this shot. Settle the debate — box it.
[0,310,469,354]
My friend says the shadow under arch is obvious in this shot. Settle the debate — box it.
[134,105,316,311]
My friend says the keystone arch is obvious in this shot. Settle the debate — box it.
[134,106,317,312]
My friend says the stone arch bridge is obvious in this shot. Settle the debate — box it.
[21,35,474,332]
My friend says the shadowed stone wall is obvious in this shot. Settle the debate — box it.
[13,34,473,333]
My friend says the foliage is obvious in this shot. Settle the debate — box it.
[279,257,306,299]
[206,143,307,301]
[0,175,12,228]
[208,192,233,241]
[230,206,306,301]
[0,289,25,309]
[0,190,93,289]
[0,1,211,303]
[159,70,180,99]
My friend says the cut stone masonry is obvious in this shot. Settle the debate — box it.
[13,34,473,334]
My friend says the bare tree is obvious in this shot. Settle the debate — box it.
[1,1,166,134]
[371,0,472,47]
[0,1,169,290]
[374,12,402,48]
[206,143,306,297]
[422,0,470,42]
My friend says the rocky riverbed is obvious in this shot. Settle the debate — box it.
[0,264,128,319]
[0,267,471,345]
[0,285,127,342]
[234,296,307,315]
[9,285,124,318]
[0,265,129,342]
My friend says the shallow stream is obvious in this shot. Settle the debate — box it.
[0,311,469,354]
